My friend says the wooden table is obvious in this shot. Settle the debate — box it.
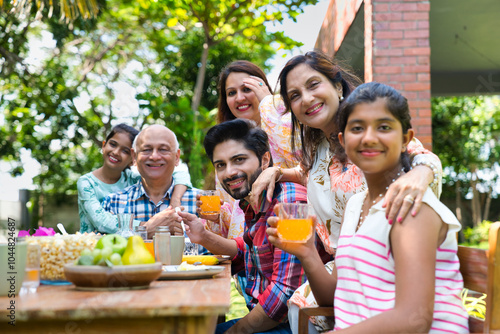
[0,263,231,334]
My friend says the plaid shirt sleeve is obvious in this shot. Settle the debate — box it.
[258,242,307,322]
[231,237,246,275]
[257,182,309,322]
[179,188,199,215]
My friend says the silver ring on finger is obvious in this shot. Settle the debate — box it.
[404,195,415,204]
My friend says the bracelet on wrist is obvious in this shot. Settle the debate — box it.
[276,166,284,182]
[411,161,439,188]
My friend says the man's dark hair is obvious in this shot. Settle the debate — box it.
[203,119,273,166]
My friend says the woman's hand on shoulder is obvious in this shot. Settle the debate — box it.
[249,166,281,211]
[382,167,431,225]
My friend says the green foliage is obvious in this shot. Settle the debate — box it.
[432,96,500,175]
[0,0,316,216]
[6,0,102,23]
[155,0,313,110]
[461,220,493,249]
[139,26,275,112]
[432,96,500,225]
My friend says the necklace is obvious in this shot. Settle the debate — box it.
[356,168,405,231]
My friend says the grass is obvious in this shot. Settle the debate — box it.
[226,279,249,321]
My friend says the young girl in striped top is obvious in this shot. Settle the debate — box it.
[267,82,468,333]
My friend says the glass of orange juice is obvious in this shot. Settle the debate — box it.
[277,203,314,243]
[200,190,221,215]
[144,240,155,258]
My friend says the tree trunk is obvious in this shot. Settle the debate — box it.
[455,180,465,242]
[483,187,492,222]
[470,168,482,226]
[38,191,44,228]
[191,42,209,112]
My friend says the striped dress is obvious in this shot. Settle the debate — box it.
[334,188,469,333]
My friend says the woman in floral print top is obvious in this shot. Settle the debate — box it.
[251,52,442,333]
[205,60,302,240]
[252,51,442,254]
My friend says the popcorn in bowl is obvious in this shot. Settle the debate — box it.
[26,233,99,281]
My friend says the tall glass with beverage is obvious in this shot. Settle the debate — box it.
[200,190,221,215]
[21,241,41,295]
[154,226,171,265]
[277,203,314,243]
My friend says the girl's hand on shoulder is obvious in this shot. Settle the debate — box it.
[382,169,429,224]
[243,76,272,102]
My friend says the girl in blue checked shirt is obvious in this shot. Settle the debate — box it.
[78,123,192,234]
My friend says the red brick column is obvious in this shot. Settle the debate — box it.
[366,0,432,149]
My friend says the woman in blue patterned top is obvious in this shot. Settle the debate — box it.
[78,123,192,234]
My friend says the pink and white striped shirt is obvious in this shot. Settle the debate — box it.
[334,188,469,333]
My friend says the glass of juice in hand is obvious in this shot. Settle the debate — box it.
[278,203,314,243]
[200,190,221,215]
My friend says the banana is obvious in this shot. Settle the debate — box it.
[182,255,219,265]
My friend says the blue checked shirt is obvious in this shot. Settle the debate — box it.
[102,179,199,223]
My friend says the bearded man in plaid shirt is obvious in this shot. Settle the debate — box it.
[103,124,199,238]
[179,119,329,334]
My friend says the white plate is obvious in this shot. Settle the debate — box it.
[159,265,225,280]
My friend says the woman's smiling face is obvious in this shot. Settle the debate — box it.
[285,63,343,136]
[225,72,261,125]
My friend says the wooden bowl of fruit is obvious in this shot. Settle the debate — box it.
[64,235,161,290]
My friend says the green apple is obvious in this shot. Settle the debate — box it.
[95,234,128,255]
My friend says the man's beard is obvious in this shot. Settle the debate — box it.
[221,167,262,200]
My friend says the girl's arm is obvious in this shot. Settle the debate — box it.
[332,205,446,334]
[249,165,306,210]
[170,161,192,209]
[77,177,120,234]
[383,137,443,224]
[250,94,304,209]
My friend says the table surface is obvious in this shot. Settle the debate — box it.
[0,263,231,323]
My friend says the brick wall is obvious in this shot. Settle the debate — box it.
[368,0,432,149]
[316,0,433,150]
[316,0,363,56]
